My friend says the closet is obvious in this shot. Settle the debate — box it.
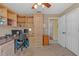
[58,7,79,55]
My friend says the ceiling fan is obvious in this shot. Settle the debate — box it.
[32,3,52,9]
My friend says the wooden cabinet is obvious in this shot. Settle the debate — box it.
[0,7,7,26]
[7,11,17,26]
[43,35,49,45]
[17,22,25,27]
[0,5,17,26]
[17,16,33,27]
[25,17,33,27]
[7,12,15,20]
[29,36,35,47]
[17,16,34,36]
[27,17,34,36]
[27,14,43,47]
[0,46,1,55]
[33,13,43,47]
[0,40,14,56]
[0,8,7,18]
[17,16,25,27]
[17,17,25,23]
[1,43,8,56]
[27,17,33,23]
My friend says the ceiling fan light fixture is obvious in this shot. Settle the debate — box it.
[34,4,38,9]
[32,3,51,9]
[42,4,46,8]
[37,3,42,5]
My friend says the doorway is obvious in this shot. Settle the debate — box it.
[48,19,54,44]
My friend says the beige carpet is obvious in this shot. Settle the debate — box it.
[15,44,76,56]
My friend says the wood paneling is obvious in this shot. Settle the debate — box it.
[0,5,17,26]
[7,11,17,26]
[33,13,43,47]
[0,7,7,26]
[17,16,25,23]
[0,8,7,18]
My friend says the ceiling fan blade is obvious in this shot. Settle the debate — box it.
[32,6,34,9]
[32,3,37,9]
[32,4,35,9]
[42,3,51,8]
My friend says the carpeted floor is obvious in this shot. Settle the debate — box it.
[15,44,76,56]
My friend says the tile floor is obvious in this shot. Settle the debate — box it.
[15,44,76,56]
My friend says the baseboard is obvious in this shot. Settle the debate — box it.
[65,47,77,56]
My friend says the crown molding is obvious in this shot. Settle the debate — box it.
[59,3,79,17]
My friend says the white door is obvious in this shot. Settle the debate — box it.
[66,8,79,55]
[58,15,66,47]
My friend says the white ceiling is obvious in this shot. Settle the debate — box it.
[3,3,73,15]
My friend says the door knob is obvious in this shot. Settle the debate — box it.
[62,32,66,34]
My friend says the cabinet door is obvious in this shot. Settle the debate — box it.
[18,17,25,23]
[28,17,33,23]
[1,40,14,56]
[1,43,8,56]
[7,12,17,26]
[0,46,1,56]
[6,40,14,56]
[33,13,43,47]
[0,8,7,25]
[0,8,7,18]
[17,23,25,27]
[29,36,36,47]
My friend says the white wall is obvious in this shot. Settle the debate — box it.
[58,15,66,47]
[66,8,79,55]
[58,7,79,55]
